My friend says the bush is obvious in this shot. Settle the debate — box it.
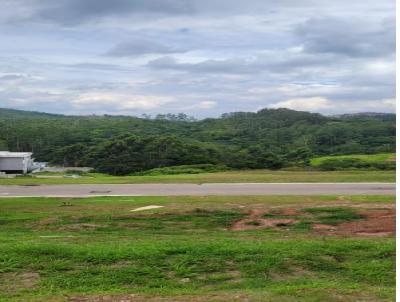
[318,158,395,171]
[135,164,230,176]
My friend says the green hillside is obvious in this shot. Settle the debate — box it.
[0,107,395,175]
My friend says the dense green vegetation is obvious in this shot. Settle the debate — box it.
[310,153,395,171]
[0,108,395,175]
[310,153,395,166]
[0,195,395,301]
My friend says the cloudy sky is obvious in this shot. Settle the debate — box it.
[0,0,395,117]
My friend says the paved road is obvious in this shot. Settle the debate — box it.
[0,183,395,197]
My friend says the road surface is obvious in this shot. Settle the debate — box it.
[0,183,395,197]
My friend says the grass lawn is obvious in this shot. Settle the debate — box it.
[310,153,395,166]
[0,170,395,185]
[0,195,395,301]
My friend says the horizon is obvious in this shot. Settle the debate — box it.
[0,1,395,118]
[0,106,395,120]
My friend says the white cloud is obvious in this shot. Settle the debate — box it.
[193,100,217,109]
[364,60,395,75]
[73,92,175,110]
[271,97,396,114]
[271,97,333,111]
[336,98,396,113]
[382,98,396,107]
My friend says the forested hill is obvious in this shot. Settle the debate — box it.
[0,107,395,174]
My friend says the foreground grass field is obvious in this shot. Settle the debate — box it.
[0,195,395,301]
[0,170,395,185]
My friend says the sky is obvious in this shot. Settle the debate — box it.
[0,0,395,117]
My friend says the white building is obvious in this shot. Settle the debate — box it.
[0,151,36,174]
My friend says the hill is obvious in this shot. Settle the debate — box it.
[0,107,395,174]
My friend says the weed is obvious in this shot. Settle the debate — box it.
[245,220,262,226]
[303,207,364,225]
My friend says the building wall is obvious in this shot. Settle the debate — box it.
[0,157,26,173]
[26,157,35,172]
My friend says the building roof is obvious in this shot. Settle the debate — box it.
[0,151,32,158]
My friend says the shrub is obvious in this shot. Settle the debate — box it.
[135,164,230,176]
[318,158,394,171]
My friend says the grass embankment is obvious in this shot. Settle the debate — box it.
[310,153,395,168]
[310,153,395,166]
[0,170,395,185]
[0,195,395,301]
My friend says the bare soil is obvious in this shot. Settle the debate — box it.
[58,223,106,231]
[230,209,298,231]
[313,209,395,237]
[67,293,250,302]
[0,272,40,292]
[230,207,395,237]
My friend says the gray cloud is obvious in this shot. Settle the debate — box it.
[30,0,195,25]
[147,52,341,75]
[147,56,256,74]
[67,63,132,71]
[107,39,188,56]
[12,0,299,25]
[0,0,395,116]
[296,16,395,57]
[0,74,27,81]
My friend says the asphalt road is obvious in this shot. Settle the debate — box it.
[0,183,395,197]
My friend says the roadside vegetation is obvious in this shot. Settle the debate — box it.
[0,195,395,301]
[135,164,230,175]
[0,169,394,185]
[310,153,395,171]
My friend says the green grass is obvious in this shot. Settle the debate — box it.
[310,153,395,166]
[0,195,395,301]
[0,169,395,185]
[302,207,364,225]
[262,207,364,226]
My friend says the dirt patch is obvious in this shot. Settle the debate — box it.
[279,208,300,216]
[59,223,105,231]
[67,293,250,302]
[386,155,396,162]
[39,235,75,238]
[230,206,395,236]
[0,272,40,292]
[247,209,266,216]
[312,209,395,237]
[19,272,40,288]
[312,224,336,230]
[231,218,296,231]
[230,209,298,231]
[270,265,316,281]
[37,217,60,226]
[107,261,135,268]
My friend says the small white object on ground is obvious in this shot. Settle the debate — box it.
[130,205,164,212]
